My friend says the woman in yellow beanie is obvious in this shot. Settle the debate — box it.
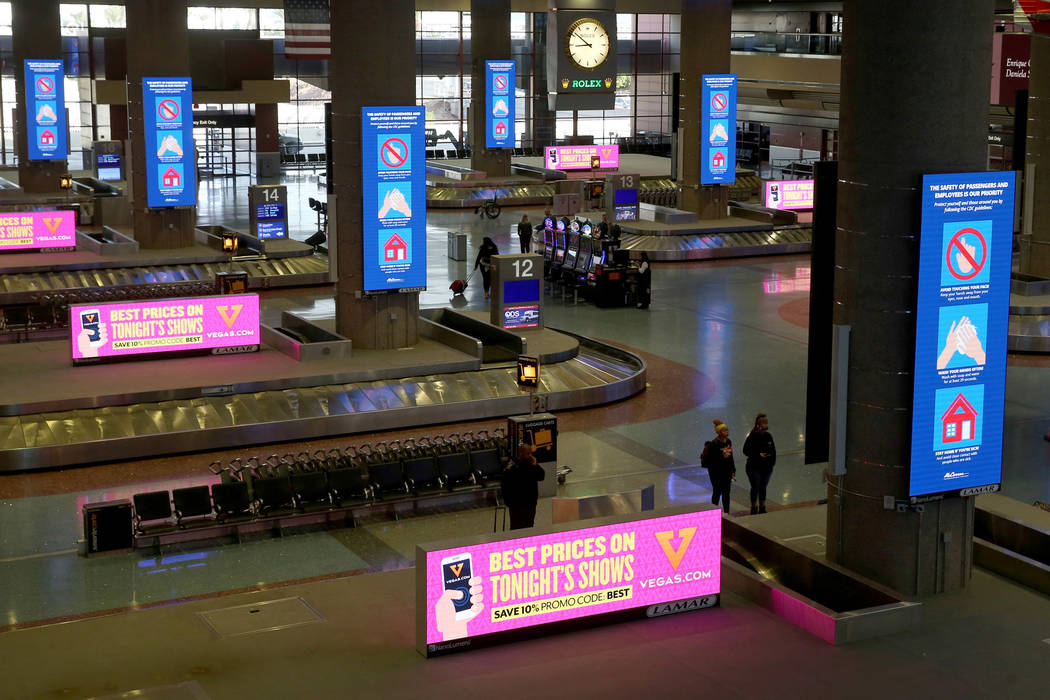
[701,419,736,513]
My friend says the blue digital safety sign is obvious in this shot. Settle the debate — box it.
[24,59,66,161]
[143,77,195,207]
[361,106,427,292]
[485,60,516,149]
[256,203,287,239]
[700,74,736,185]
[909,171,1016,497]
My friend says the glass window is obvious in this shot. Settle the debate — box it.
[419,11,460,39]
[260,8,284,37]
[89,5,125,28]
[187,7,216,30]
[219,8,257,31]
[0,3,10,30]
[60,3,87,35]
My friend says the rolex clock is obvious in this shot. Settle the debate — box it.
[547,1,617,111]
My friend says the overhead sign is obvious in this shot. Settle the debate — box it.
[701,74,737,185]
[361,106,427,293]
[0,210,75,251]
[765,180,814,210]
[417,506,721,657]
[70,294,261,364]
[546,7,617,111]
[249,185,288,240]
[486,60,516,149]
[909,172,1015,497]
[143,77,195,208]
[544,145,619,171]
[24,59,67,161]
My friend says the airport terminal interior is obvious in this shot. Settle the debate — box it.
[2,1,1050,698]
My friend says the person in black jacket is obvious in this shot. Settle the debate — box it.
[474,236,499,299]
[501,445,546,529]
[517,214,533,253]
[743,413,777,514]
[636,252,651,309]
[701,419,735,513]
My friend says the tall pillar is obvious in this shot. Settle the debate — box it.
[1020,35,1050,275]
[255,102,280,180]
[12,0,64,193]
[470,0,512,175]
[826,0,993,597]
[330,0,419,349]
[677,0,730,219]
[125,0,195,249]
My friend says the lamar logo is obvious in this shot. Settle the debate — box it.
[449,563,464,577]
[43,217,62,234]
[654,527,697,571]
[216,305,243,329]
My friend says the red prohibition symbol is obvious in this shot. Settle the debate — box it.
[36,76,54,94]
[945,227,987,281]
[380,137,408,168]
[158,99,180,121]
[711,93,727,111]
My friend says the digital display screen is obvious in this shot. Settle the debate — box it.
[564,246,578,269]
[909,172,1015,497]
[765,180,814,210]
[544,145,619,171]
[701,74,737,185]
[420,507,721,653]
[70,294,261,362]
[615,205,638,221]
[143,77,195,207]
[504,279,540,304]
[503,304,540,329]
[0,210,75,251]
[255,202,287,239]
[96,153,121,181]
[614,189,638,205]
[485,60,516,149]
[361,106,427,292]
[25,59,67,161]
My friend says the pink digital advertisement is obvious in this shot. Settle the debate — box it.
[70,294,261,361]
[765,180,814,210]
[544,145,620,171]
[0,210,76,250]
[421,509,721,650]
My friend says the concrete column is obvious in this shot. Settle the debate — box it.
[677,0,730,219]
[470,0,512,175]
[826,0,993,597]
[1020,35,1050,275]
[125,0,195,249]
[12,0,65,193]
[255,102,280,180]
[330,0,419,349]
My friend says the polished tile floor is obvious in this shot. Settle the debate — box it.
[2,173,1050,697]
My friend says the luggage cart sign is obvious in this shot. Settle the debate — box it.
[909,172,1015,497]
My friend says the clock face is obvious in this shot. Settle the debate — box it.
[565,17,610,71]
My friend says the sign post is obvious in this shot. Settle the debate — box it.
[249,184,288,240]
[909,172,1016,498]
[491,253,544,330]
[24,59,67,161]
[700,74,737,185]
[606,172,640,222]
[142,77,195,208]
[485,60,516,149]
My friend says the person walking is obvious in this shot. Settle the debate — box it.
[743,413,777,514]
[517,214,533,253]
[501,445,546,529]
[474,236,499,299]
[701,419,735,513]
[636,252,651,309]
[596,214,610,239]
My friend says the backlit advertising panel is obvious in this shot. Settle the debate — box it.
[70,294,260,364]
[417,506,721,656]
[25,59,67,161]
[544,145,619,171]
[485,60,516,149]
[909,172,1015,497]
[701,74,737,185]
[765,180,814,210]
[361,106,427,292]
[143,77,195,207]
[0,210,75,251]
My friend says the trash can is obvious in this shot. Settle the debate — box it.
[447,231,467,260]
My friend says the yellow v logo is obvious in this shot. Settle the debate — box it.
[43,217,61,234]
[216,305,243,329]
[654,528,697,571]
[449,563,464,577]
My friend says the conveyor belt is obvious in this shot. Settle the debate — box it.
[618,226,812,260]
[0,334,645,471]
[426,183,557,208]
[0,254,330,304]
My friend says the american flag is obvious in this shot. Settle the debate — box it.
[284,0,331,60]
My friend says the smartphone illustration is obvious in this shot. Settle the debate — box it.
[441,552,473,620]
[769,185,780,204]
[80,309,104,346]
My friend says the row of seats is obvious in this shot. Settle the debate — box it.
[639,187,678,207]
[280,152,326,166]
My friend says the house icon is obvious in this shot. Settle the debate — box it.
[494,121,507,136]
[711,150,726,168]
[162,167,181,188]
[39,129,55,145]
[941,394,977,443]
[383,233,408,262]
